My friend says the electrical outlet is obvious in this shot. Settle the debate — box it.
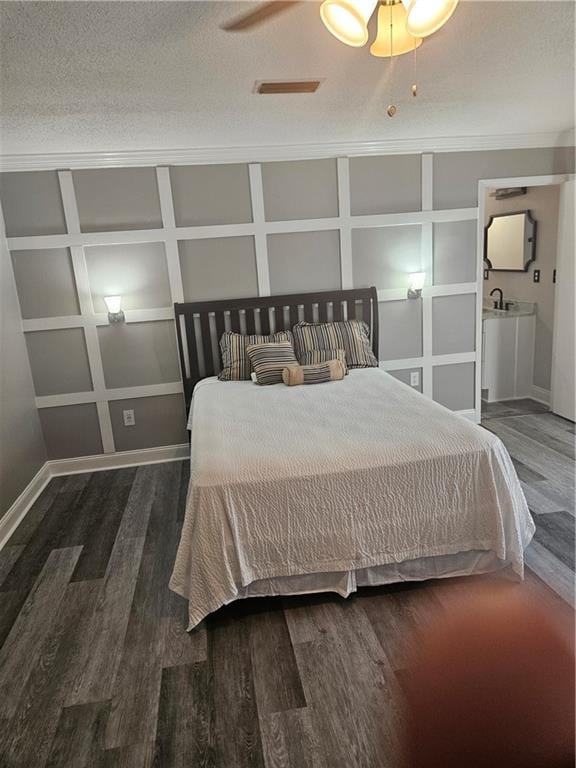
[123,409,135,427]
[410,370,420,387]
[533,269,540,283]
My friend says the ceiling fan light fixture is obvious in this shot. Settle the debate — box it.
[370,3,422,58]
[401,0,459,37]
[320,0,378,47]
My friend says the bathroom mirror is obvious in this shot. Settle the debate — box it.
[484,210,537,272]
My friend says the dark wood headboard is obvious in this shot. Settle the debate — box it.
[174,286,379,406]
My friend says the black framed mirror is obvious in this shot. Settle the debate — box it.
[484,210,537,272]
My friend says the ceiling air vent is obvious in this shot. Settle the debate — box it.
[255,80,322,94]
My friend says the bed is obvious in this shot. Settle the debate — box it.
[169,287,534,629]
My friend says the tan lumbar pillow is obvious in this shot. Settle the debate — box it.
[282,359,346,386]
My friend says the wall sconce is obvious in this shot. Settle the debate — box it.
[407,272,425,299]
[104,295,125,323]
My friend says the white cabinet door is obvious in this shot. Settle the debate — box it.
[483,317,516,401]
[551,179,575,422]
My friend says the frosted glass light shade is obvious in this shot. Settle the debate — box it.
[370,3,422,58]
[401,0,459,37]
[320,0,378,47]
[104,295,122,314]
[409,272,426,290]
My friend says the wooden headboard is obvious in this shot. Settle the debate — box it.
[174,286,379,406]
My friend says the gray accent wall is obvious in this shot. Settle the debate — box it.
[433,221,477,285]
[432,294,476,356]
[268,230,341,295]
[38,404,102,460]
[378,301,423,361]
[11,248,80,319]
[26,328,93,396]
[170,164,253,227]
[109,395,187,452]
[1,217,47,516]
[352,226,423,289]
[73,167,163,232]
[98,321,180,389]
[350,155,421,214]
[262,160,339,221]
[85,242,171,313]
[0,171,66,237]
[434,147,575,209]
[387,368,423,394]
[179,236,258,301]
[2,146,574,461]
[433,363,476,410]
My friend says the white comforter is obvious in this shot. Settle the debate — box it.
[170,369,534,628]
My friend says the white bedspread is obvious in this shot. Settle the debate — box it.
[170,369,534,628]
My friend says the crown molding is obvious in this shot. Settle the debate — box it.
[0,131,573,172]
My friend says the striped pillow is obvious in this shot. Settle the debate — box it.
[299,348,348,374]
[219,330,293,381]
[246,342,298,385]
[292,321,377,369]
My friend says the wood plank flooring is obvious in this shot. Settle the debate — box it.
[0,399,573,767]
[482,398,575,606]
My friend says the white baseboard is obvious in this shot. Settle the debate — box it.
[531,386,551,406]
[48,443,190,476]
[0,463,52,549]
[0,443,190,550]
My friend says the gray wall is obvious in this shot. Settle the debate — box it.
[0,213,47,516]
[484,184,561,391]
[1,146,574,461]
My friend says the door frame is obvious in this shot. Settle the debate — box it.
[476,173,573,420]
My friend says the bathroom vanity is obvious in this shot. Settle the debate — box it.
[481,302,536,402]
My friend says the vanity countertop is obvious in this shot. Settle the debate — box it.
[482,301,535,320]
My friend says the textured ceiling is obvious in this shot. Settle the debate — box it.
[0,1,574,156]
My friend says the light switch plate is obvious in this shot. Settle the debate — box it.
[410,371,420,387]
[123,409,135,427]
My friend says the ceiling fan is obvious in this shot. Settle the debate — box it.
[221,0,459,58]
[221,0,460,115]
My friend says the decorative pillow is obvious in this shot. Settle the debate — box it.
[219,330,293,381]
[282,360,346,386]
[292,320,377,369]
[246,341,299,385]
[299,348,348,374]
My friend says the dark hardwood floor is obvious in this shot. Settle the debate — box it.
[0,400,573,767]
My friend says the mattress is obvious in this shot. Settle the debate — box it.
[170,368,534,629]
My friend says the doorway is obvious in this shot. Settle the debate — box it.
[477,173,574,422]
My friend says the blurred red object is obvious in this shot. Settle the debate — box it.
[404,584,575,768]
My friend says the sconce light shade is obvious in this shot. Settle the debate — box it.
[370,3,422,58]
[401,0,459,38]
[104,295,125,323]
[407,272,425,299]
[320,0,378,47]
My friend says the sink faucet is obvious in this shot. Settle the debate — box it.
[490,287,504,310]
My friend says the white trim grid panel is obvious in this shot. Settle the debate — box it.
[8,153,484,461]
[57,171,116,453]
[6,207,479,251]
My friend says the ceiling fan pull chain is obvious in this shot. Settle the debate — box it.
[387,2,397,117]
[412,37,418,97]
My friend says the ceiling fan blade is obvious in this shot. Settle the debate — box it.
[221,1,299,32]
